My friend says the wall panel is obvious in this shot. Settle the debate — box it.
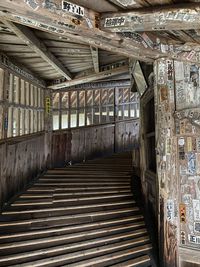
[0,133,49,209]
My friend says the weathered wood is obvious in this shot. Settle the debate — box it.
[48,66,129,89]
[0,1,198,64]
[2,20,72,80]
[0,133,48,210]
[90,46,99,73]
[101,4,200,32]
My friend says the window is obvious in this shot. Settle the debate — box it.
[0,68,45,139]
[116,88,139,121]
[52,87,139,131]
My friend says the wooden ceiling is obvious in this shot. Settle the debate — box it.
[0,0,200,89]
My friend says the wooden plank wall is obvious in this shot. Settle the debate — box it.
[0,133,49,210]
[51,124,115,167]
[51,120,139,168]
[0,118,140,209]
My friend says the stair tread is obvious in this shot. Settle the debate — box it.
[1,237,151,266]
[66,248,151,267]
[0,153,154,267]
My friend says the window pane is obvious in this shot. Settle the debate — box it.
[13,76,19,104]
[130,104,136,118]
[94,90,100,105]
[79,108,85,127]
[123,88,129,103]
[71,91,77,108]
[118,106,123,120]
[94,107,100,124]
[86,90,93,106]
[86,108,93,125]
[124,104,129,119]
[79,91,85,108]
[25,82,30,106]
[108,106,114,122]
[13,108,19,137]
[25,109,30,134]
[62,92,69,108]
[53,111,59,130]
[53,92,60,109]
[101,106,107,124]
[108,89,114,104]
[118,88,123,104]
[61,111,69,129]
[70,109,77,128]
[102,89,108,105]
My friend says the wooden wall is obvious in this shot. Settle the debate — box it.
[51,124,115,167]
[0,133,49,210]
[0,119,139,209]
[51,120,139,167]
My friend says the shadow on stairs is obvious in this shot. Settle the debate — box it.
[0,152,157,267]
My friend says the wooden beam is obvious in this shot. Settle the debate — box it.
[2,20,72,80]
[101,5,200,32]
[90,46,99,73]
[48,66,129,89]
[0,1,199,65]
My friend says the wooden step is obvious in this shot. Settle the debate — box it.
[0,217,145,244]
[11,194,134,207]
[2,200,136,218]
[0,208,141,232]
[18,190,131,199]
[0,236,151,266]
[66,248,151,267]
[26,185,130,191]
[0,153,154,267]
[0,225,147,255]
[111,255,151,267]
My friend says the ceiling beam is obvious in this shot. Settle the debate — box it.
[48,66,129,89]
[1,19,72,80]
[101,5,200,32]
[0,1,199,65]
[90,46,99,73]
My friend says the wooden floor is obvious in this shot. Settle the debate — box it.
[0,153,154,267]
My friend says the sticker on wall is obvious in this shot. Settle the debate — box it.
[187,137,193,152]
[178,137,185,160]
[188,234,200,244]
[45,97,51,114]
[187,152,196,175]
[180,231,186,245]
[167,199,175,222]
[180,121,185,135]
[179,203,186,223]
[193,199,200,221]
[62,1,84,16]
[194,222,200,233]
[104,17,126,27]
[160,85,168,102]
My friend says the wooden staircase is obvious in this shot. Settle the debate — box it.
[0,153,154,267]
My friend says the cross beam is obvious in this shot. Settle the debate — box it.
[0,1,199,65]
[48,66,129,89]
[101,5,200,32]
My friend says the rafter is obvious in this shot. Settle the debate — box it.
[48,66,129,89]
[1,19,72,80]
[0,1,199,65]
[90,46,99,73]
